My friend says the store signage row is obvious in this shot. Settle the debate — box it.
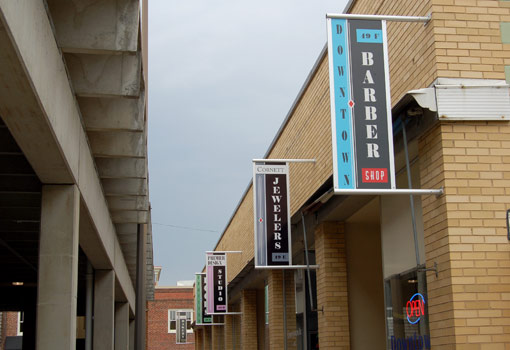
[253,163,292,267]
[205,252,227,314]
[194,273,212,325]
[327,18,396,191]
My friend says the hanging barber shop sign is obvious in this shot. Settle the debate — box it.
[253,163,292,267]
[206,252,227,314]
[327,17,396,191]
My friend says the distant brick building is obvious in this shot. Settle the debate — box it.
[0,312,22,350]
[147,283,195,350]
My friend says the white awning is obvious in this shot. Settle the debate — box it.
[406,78,510,121]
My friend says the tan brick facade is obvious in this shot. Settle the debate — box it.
[420,122,510,349]
[195,329,203,350]
[200,1,510,349]
[315,222,350,350]
[223,315,234,350]
[350,0,510,104]
[204,326,212,350]
[240,290,258,350]
[267,270,297,350]
[211,317,224,350]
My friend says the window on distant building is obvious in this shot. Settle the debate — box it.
[168,309,193,333]
[17,312,24,336]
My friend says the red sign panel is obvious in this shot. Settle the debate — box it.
[361,168,388,183]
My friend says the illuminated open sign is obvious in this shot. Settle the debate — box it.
[406,293,426,324]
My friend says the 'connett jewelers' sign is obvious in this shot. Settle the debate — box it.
[253,163,292,267]
[327,18,396,191]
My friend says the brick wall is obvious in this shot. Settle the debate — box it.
[223,315,234,350]
[240,289,258,350]
[5,312,18,336]
[211,316,223,350]
[147,288,195,350]
[203,326,212,350]
[194,329,203,350]
[267,270,297,350]
[419,122,510,349]
[315,222,350,350]
[432,0,510,81]
[350,0,436,103]
[350,0,510,101]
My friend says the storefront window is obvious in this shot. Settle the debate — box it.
[384,268,430,350]
[380,153,431,350]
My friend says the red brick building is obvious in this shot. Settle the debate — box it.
[147,286,195,350]
[0,312,22,350]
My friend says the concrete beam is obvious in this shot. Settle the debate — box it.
[102,179,148,196]
[111,210,148,224]
[88,131,146,158]
[106,196,148,211]
[46,0,139,54]
[78,96,145,132]
[96,158,147,179]
[0,0,136,310]
[116,223,138,235]
[0,9,76,184]
[117,236,137,247]
[65,53,141,97]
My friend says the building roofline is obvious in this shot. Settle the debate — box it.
[210,0,354,258]
[211,44,329,255]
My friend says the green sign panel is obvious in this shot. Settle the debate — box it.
[195,273,212,325]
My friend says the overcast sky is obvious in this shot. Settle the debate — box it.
[148,0,348,286]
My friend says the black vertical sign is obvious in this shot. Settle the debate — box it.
[213,263,226,312]
[201,274,212,323]
[349,20,392,189]
[176,313,187,344]
[265,173,289,265]
[253,163,292,267]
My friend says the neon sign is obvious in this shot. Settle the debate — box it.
[406,293,426,324]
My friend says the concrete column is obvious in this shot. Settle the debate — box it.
[37,185,80,350]
[240,289,258,350]
[267,271,297,350]
[129,319,135,350]
[94,270,115,350]
[315,222,350,350]
[115,302,130,350]
[135,224,146,350]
